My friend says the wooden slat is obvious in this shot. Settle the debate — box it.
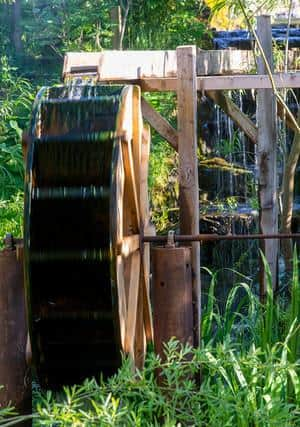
[117,255,127,349]
[124,251,140,355]
[141,97,178,150]
[197,73,300,91]
[177,45,201,346]
[121,141,140,229]
[256,16,278,295]
[100,73,300,92]
[140,124,154,343]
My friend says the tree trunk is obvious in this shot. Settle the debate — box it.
[12,0,22,57]
[281,110,300,270]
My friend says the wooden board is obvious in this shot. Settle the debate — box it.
[152,247,193,360]
[99,73,300,92]
[177,46,201,346]
[0,249,31,415]
[63,49,300,79]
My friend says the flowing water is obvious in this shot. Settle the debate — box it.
[199,26,300,303]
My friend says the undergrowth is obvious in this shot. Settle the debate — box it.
[0,252,299,427]
[0,56,33,247]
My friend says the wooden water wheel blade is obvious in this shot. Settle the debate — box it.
[39,310,113,321]
[29,249,109,262]
[32,186,110,200]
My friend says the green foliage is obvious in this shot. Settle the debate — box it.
[1,256,299,426]
[146,92,179,232]
[21,0,113,57]
[0,56,32,244]
[0,56,32,195]
[0,192,23,248]
[126,0,210,49]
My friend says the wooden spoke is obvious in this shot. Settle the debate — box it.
[141,254,153,343]
[115,85,153,368]
[117,255,127,349]
[134,277,145,369]
[121,139,140,230]
[140,124,154,344]
[124,251,141,356]
[116,141,125,243]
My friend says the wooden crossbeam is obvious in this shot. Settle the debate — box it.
[198,73,300,91]
[63,49,300,79]
[141,97,178,150]
[130,73,300,92]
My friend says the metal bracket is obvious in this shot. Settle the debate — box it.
[166,230,175,248]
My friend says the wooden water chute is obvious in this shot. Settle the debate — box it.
[24,84,153,387]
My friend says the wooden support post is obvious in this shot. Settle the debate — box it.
[256,16,278,296]
[152,246,194,359]
[141,97,178,151]
[110,6,122,49]
[0,246,31,419]
[176,46,200,345]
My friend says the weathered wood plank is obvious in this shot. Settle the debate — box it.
[177,45,201,346]
[197,73,300,91]
[141,97,178,150]
[152,246,193,361]
[63,49,300,78]
[102,74,300,92]
[257,15,278,295]
[0,248,31,415]
[124,251,140,356]
[140,124,154,344]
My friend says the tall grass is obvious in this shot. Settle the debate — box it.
[0,253,299,426]
[0,56,33,245]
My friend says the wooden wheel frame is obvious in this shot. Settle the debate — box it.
[111,86,153,368]
[24,83,153,386]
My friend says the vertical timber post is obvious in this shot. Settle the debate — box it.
[152,246,194,360]
[0,242,31,420]
[176,46,201,345]
[256,16,278,297]
[110,6,122,50]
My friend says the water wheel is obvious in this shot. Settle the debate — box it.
[24,83,153,388]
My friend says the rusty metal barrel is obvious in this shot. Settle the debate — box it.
[152,245,194,359]
[0,244,31,416]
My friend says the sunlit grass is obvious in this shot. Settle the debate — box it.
[0,252,299,426]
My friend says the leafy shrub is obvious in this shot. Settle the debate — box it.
[1,252,299,426]
[0,56,33,197]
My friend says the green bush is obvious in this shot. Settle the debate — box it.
[1,252,299,427]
